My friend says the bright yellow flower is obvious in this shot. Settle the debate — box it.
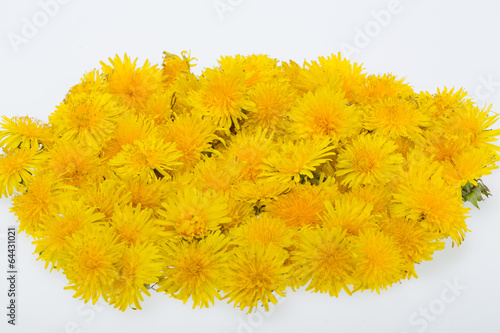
[158,232,229,308]
[231,214,295,249]
[260,137,335,183]
[101,54,163,109]
[160,114,219,170]
[291,226,357,296]
[50,91,123,150]
[266,179,338,228]
[111,203,162,246]
[161,50,196,87]
[189,66,253,133]
[68,69,107,95]
[62,224,124,304]
[0,116,53,149]
[335,133,404,188]
[289,84,361,142]
[223,243,289,313]
[11,171,76,238]
[380,216,444,279]
[321,196,377,236]
[109,242,162,311]
[81,178,131,219]
[441,146,498,186]
[157,187,231,240]
[0,147,40,197]
[421,87,468,118]
[353,230,404,293]
[141,89,174,125]
[357,74,414,104]
[34,200,105,270]
[109,137,183,180]
[364,98,432,141]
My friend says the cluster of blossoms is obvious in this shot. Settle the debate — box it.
[0,52,499,313]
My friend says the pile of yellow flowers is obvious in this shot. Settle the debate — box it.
[1,52,499,313]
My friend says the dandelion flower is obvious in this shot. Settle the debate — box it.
[161,50,196,87]
[353,230,404,293]
[50,91,123,150]
[109,137,183,180]
[335,133,404,188]
[364,98,431,141]
[11,171,76,238]
[291,226,357,296]
[266,180,338,228]
[62,224,124,304]
[81,178,132,219]
[0,147,40,197]
[289,84,361,142]
[380,217,444,279]
[223,243,289,313]
[109,242,162,311]
[33,200,105,270]
[101,54,163,109]
[321,196,377,236]
[190,66,253,133]
[231,214,295,248]
[260,137,335,183]
[111,203,163,246]
[157,187,231,240]
[158,232,229,308]
[0,116,53,149]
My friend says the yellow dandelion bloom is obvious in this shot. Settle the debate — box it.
[424,131,468,162]
[119,175,174,216]
[142,89,174,125]
[0,116,53,149]
[245,81,296,131]
[157,187,231,240]
[62,224,124,304]
[81,178,131,219]
[223,243,289,313]
[111,203,162,246]
[218,54,281,88]
[109,137,183,180]
[46,142,102,187]
[364,98,432,141]
[50,91,123,150]
[380,216,444,279]
[289,84,361,142]
[233,178,291,204]
[189,66,253,133]
[160,114,219,170]
[221,127,274,181]
[447,102,500,150]
[231,214,295,248]
[260,137,335,183]
[441,146,498,186]
[353,230,404,293]
[348,184,392,215]
[109,242,162,311]
[335,133,404,188]
[291,226,357,296]
[0,147,40,197]
[33,200,105,270]
[101,54,163,109]
[191,157,242,194]
[421,87,468,118]
[266,180,338,228]
[68,69,107,95]
[321,196,377,236]
[102,112,157,160]
[161,50,196,87]
[392,154,470,245]
[357,74,414,104]
[158,232,229,308]
[11,171,76,238]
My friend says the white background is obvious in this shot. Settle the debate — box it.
[1,0,500,332]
